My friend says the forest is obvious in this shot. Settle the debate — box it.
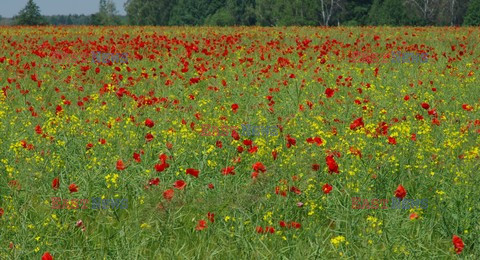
[5,0,480,26]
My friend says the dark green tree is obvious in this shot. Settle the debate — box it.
[204,0,258,26]
[292,0,321,25]
[205,8,236,26]
[96,0,121,25]
[255,0,278,26]
[125,0,176,25]
[169,0,218,25]
[15,0,47,25]
[90,13,102,25]
[261,0,320,26]
[339,0,372,26]
[225,0,256,25]
[464,0,480,25]
[116,0,476,26]
[403,0,442,25]
[368,0,413,25]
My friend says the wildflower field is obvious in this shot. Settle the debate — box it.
[0,26,479,259]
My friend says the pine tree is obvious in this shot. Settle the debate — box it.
[15,0,47,25]
[464,0,480,25]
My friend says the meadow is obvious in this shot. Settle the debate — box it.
[0,26,479,259]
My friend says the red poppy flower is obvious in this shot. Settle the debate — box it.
[248,146,258,154]
[267,226,275,233]
[291,221,301,229]
[409,213,419,220]
[286,135,296,148]
[42,252,53,260]
[52,177,59,190]
[159,153,168,164]
[69,183,78,193]
[0,208,4,217]
[376,122,389,136]
[154,163,168,172]
[388,136,397,145]
[133,152,141,163]
[222,166,235,176]
[394,184,406,199]
[255,226,263,233]
[8,180,21,190]
[186,168,199,178]
[452,235,464,254]
[35,125,42,135]
[86,143,93,150]
[411,133,417,141]
[279,221,287,228]
[272,150,278,160]
[116,160,126,170]
[76,220,84,228]
[404,95,410,101]
[312,164,320,171]
[207,212,215,223]
[322,183,333,194]
[251,171,258,179]
[306,137,323,146]
[350,117,364,130]
[421,102,430,110]
[216,140,222,148]
[314,137,323,145]
[231,103,239,113]
[189,77,200,84]
[232,129,240,140]
[174,180,186,190]
[149,178,160,186]
[325,155,339,174]
[349,147,362,158]
[325,88,335,98]
[462,104,473,111]
[56,105,63,114]
[208,183,214,189]
[145,133,154,142]
[195,219,207,230]
[237,146,244,153]
[243,139,252,147]
[252,162,266,173]
[290,186,302,194]
[163,189,174,200]
[145,118,154,128]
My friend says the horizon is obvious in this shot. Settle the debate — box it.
[0,0,127,18]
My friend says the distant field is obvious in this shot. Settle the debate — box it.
[0,26,479,259]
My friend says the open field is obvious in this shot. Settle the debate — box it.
[0,26,479,259]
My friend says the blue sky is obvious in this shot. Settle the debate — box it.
[0,0,127,17]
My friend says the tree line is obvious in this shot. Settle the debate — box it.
[9,0,480,26]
